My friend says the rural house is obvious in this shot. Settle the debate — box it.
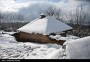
[12,14,73,45]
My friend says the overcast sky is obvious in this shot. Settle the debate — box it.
[0,0,90,21]
[0,0,90,12]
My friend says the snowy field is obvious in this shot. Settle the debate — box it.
[0,31,90,59]
[0,31,62,59]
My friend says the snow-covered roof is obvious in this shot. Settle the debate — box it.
[18,16,72,35]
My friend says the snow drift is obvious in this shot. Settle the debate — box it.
[46,36,90,59]
[64,36,90,59]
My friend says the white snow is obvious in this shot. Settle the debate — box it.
[46,36,90,59]
[18,16,72,35]
[44,35,79,59]
[49,35,79,41]
[63,36,90,59]
[45,48,66,59]
[0,32,62,59]
[46,35,90,59]
[0,31,90,59]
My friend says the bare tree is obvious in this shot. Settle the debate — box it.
[16,13,24,29]
[71,5,87,26]
[0,12,3,30]
[75,5,87,27]
[66,5,88,37]
[44,5,61,20]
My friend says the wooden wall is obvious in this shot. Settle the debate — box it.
[13,32,65,45]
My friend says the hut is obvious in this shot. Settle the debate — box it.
[12,14,73,45]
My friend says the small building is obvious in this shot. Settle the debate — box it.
[12,14,73,45]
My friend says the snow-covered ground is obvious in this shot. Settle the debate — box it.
[48,36,90,59]
[0,31,62,59]
[0,31,90,59]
